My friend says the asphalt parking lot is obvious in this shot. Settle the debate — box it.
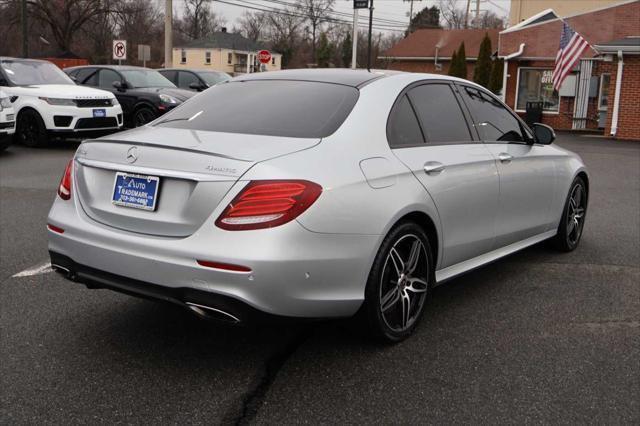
[1,133,638,424]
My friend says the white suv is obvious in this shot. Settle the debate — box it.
[0,89,15,151]
[0,57,123,147]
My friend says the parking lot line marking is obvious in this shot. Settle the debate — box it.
[12,262,53,278]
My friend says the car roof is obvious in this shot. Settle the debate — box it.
[0,57,52,64]
[159,68,228,73]
[234,68,404,88]
[65,65,151,71]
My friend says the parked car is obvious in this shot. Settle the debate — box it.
[65,65,194,127]
[47,69,589,343]
[0,89,15,151]
[0,57,123,147]
[157,68,231,91]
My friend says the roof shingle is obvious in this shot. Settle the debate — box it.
[382,29,500,59]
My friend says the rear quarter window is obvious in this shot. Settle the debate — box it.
[154,80,359,139]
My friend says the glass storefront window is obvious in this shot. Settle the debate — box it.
[516,68,560,112]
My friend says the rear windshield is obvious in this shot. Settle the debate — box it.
[153,80,359,138]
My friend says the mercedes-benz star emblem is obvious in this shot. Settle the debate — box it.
[126,146,138,163]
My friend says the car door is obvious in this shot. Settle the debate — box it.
[98,69,135,116]
[457,84,556,248]
[389,82,500,269]
[177,71,201,91]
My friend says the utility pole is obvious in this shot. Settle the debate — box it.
[351,8,358,69]
[475,0,481,27]
[464,0,471,29]
[164,0,173,68]
[367,0,374,71]
[21,0,28,58]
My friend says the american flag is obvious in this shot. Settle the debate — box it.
[552,22,590,91]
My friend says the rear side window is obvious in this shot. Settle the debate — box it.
[387,95,424,147]
[460,86,525,142]
[407,84,472,143]
[154,80,359,139]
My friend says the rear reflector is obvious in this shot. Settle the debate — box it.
[197,260,252,273]
[47,224,65,234]
[215,180,322,231]
[57,159,73,200]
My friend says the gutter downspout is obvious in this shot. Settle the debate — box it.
[435,46,440,70]
[610,50,624,137]
[501,43,525,102]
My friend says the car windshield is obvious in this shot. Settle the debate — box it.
[0,59,74,86]
[154,80,359,138]
[120,69,176,88]
[199,71,231,86]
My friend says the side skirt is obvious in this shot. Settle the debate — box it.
[435,230,556,284]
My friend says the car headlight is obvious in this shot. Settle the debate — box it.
[0,97,10,111]
[159,94,178,104]
[111,97,120,106]
[39,97,77,106]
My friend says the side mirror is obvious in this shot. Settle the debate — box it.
[113,81,127,91]
[189,82,205,91]
[532,123,555,145]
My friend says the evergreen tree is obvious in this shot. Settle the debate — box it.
[488,57,504,95]
[457,42,467,79]
[473,33,492,88]
[408,6,441,33]
[448,50,458,76]
[341,31,352,68]
[316,32,333,68]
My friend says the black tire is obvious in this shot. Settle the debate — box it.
[551,176,588,252]
[133,107,156,128]
[17,109,48,147]
[0,134,11,151]
[360,221,434,343]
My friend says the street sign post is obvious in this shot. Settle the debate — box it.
[138,44,151,68]
[258,50,271,66]
[113,40,127,65]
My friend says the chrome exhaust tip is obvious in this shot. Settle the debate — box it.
[185,302,241,324]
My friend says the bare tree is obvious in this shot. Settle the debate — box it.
[181,0,226,40]
[237,10,265,42]
[264,7,303,68]
[438,0,466,29]
[27,0,112,51]
[296,0,335,62]
[474,11,505,29]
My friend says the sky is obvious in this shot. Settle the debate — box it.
[170,0,512,34]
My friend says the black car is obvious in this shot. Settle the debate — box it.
[65,65,194,127]
[158,69,231,92]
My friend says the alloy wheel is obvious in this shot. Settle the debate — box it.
[567,183,586,245]
[134,109,155,127]
[379,234,429,332]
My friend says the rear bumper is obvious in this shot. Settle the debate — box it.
[47,190,380,319]
[50,251,292,324]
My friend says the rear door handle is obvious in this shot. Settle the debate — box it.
[498,153,513,163]
[423,161,445,175]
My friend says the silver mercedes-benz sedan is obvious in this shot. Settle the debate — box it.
[47,69,589,342]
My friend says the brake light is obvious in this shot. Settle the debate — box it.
[57,159,73,200]
[215,180,322,231]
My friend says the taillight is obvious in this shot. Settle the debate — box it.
[57,159,73,200]
[215,180,322,231]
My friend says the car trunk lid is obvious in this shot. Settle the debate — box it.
[73,127,320,237]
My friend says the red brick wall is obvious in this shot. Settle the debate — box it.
[499,1,640,58]
[604,55,640,141]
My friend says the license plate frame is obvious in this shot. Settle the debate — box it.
[112,172,160,211]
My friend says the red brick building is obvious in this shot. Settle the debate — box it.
[380,29,499,76]
[498,1,640,140]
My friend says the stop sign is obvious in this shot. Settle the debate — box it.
[258,50,272,64]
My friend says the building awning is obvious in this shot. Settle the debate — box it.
[594,37,640,54]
